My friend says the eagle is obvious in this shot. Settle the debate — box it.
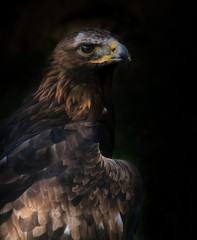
[0,28,141,240]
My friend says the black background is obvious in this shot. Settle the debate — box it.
[0,1,196,239]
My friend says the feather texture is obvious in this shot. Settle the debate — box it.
[0,28,141,240]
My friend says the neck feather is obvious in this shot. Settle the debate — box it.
[34,63,107,121]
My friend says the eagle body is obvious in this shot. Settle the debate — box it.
[0,29,141,240]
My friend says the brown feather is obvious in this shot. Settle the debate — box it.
[0,28,141,240]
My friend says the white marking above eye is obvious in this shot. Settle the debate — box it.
[73,33,85,47]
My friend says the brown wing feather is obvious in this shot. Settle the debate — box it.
[0,29,141,240]
[0,130,141,240]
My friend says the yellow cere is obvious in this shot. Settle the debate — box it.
[91,41,118,63]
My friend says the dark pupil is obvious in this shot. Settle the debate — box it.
[81,45,94,53]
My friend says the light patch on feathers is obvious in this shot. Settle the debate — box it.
[64,225,70,235]
[51,207,61,218]
[73,33,116,48]
[102,107,108,113]
[99,221,104,229]
[0,203,11,214]
[115,212,123,232]
[32,225,46,237]
[13,208,32,219]
[73,33,85,47]
[0,156,7,166]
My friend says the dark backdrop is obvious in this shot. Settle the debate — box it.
[0,1,196,239]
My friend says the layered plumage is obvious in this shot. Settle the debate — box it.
[0,28,141,240]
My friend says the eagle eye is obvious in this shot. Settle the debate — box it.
[80,44,95,54]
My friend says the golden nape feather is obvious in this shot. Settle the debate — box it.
[0,28,142,240]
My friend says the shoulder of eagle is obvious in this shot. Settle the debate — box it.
[0,28,142,240]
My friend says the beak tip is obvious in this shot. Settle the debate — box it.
[113,43,131,65]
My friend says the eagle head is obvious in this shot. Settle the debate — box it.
[55,28,131,67]
[35,28,131,121]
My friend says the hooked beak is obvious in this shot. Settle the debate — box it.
[111,42,131,64]
[91,41,131,65]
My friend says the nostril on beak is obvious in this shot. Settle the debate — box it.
[111,48,116,53]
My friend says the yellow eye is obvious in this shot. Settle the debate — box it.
[80,44,95,54]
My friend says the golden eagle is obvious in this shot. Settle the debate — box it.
[0,28,141,240]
